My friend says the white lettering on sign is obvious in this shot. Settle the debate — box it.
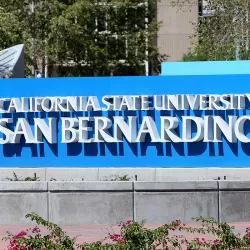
[0,115,249,144]
[0,94,249,144]
[0,94,249,113]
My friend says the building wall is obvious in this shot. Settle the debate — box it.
[157,0,198,62]
[1,180,250,225]
[3,168,250,182]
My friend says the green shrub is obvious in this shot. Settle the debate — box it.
[4,213,250,249]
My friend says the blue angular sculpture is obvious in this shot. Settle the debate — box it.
[0,44,25,78]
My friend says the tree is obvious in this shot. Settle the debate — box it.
[0,0,162,77]
[172,0,250,61]
[49,0,161,76]
[0,7,23,50]
[0,7,33,75]
[0,0,67,76]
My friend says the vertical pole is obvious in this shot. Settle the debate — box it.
[31,1,35,76]
[44,0,49,78]
[145,0,149,76]
[246,0,249,52]
[45,35,48,78]
[132,180,136,221]
[235,7,240,60]
[45,55,48,78]
[236,41,240,60]
[217,180,221,223]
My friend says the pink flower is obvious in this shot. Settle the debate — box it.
[213,239,222,244]
[119,237,126,244]
[109,233,126,244]
[8,239,26,250]
[32,227,40,233]
[13,231,27,239]
[109,233,122,242]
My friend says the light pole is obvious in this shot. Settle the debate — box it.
[31,1,36,76]
[236,40,240,60]
[235,7,240,60]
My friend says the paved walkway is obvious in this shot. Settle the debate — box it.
[0,223,249,249]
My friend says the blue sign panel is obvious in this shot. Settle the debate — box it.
[1,74,250,168]
[161,61,250,76]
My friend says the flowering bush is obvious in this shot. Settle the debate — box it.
[4,213,76,250]
[4,213,250,249]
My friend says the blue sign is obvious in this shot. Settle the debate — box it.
[1,74,250,168]
[161,61,250,76]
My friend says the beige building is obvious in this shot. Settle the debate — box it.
[157,0,198,62]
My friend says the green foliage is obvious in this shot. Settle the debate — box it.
[0,0,162,77]
[173,0,250,61]
[5,213,250,249]
[6,172,40,181]
[0,7,23,50]
[182,51,209,62]
[108,175,132,181]
[4,213,76,249]
[49,0,161,76]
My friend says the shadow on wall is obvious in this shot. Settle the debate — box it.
[1,109,250,158]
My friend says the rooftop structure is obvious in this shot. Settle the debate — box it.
[0,44,25,78]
